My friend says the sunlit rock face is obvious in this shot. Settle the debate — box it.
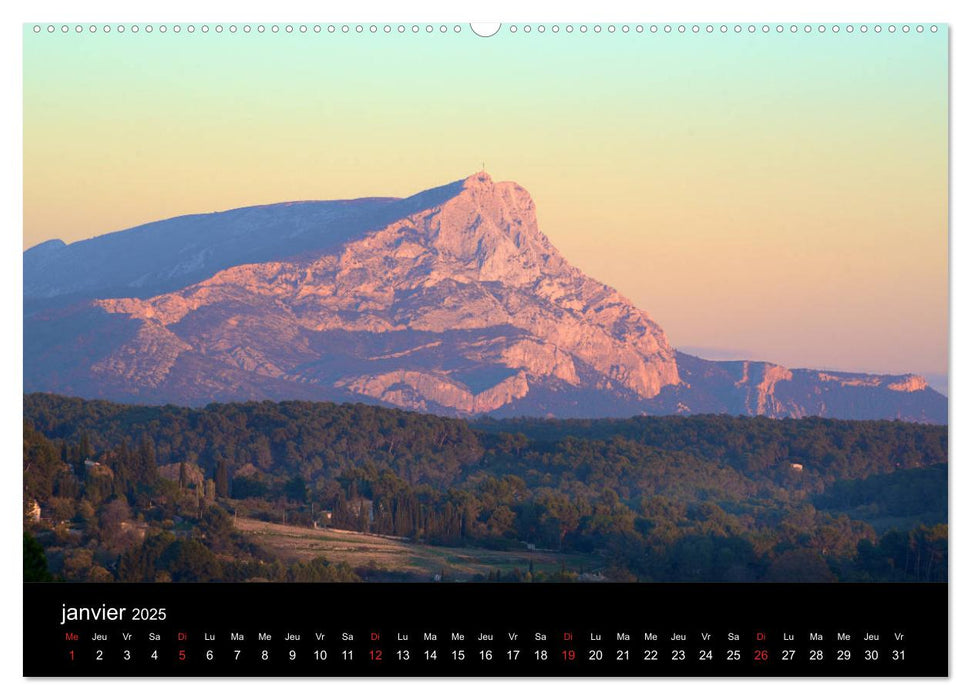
[23,173,944,423]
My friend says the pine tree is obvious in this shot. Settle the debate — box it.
[23,532,53,582]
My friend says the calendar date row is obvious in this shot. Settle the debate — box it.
[65,643,909,665]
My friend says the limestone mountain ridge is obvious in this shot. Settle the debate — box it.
[23,173,946,423]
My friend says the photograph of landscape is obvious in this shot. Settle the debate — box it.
[23,25,947,585]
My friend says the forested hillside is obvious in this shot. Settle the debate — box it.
[24,394,947,583]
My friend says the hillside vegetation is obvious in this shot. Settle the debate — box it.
[24,393,947,583]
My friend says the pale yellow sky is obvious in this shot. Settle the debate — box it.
[23,27,948,380]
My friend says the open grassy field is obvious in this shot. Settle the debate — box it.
[235,516,601,581]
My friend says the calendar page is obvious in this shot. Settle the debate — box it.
[22,21,948,678]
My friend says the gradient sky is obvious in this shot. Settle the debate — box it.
[23,24,948,382]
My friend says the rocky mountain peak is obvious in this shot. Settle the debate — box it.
[462,171,494,189]
[419,172,554,284]
[22,174,946,422]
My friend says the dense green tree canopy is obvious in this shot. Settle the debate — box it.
[23,394,947,583]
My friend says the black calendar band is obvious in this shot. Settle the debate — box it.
[24,582,947,677]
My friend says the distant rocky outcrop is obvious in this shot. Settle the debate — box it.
[657,353,945,423]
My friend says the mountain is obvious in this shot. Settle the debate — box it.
[657,353,944,423]
[24,181,465,304]
[23,173,946,423]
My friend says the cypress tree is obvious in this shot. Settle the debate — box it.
[138,436,158,485]
[214,460,229,498]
